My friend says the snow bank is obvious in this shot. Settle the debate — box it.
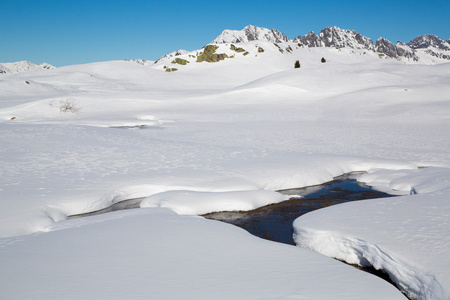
[293,192,450,299]
[140,190,289,215]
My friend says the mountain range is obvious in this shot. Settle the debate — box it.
[2,25,449,74]
[211,25,450,62]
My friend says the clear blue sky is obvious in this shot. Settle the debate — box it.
[1,0,449,66]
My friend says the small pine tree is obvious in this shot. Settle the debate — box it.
[321,57,326,63]
[294,60,301,68]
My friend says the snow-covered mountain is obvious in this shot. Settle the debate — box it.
[0,61,55,74]
[407,34,450,60]
[211,25,290,44]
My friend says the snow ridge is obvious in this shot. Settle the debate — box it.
[293,229,448,300]
[155,49,189,63]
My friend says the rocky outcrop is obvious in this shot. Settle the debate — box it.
[196,45,229,62]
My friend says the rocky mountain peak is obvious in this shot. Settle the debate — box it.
[319,26,374,50]
[407,34,450,51]
[211,25,290,44]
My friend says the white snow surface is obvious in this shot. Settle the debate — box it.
[0,39,449,298]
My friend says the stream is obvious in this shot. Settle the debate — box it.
[202,173,394,245]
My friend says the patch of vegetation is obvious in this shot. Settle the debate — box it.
[196,45,229,62]
[294,60,301,68]
[378,53,385,58]
[258,47,265,53]
[165,68,178,72]
[243,52,249,56]
[171,58,190,65]
[230,44,246,53]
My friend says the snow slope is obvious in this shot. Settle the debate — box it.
[0,36,449,298]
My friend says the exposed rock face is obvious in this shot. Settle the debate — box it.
[294,31,323,47]
[294,27,374,50]
[319,27,374,50]
[375,38,398,58]
[395,42,419,61]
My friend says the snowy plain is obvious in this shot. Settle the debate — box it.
[0,41,449,299]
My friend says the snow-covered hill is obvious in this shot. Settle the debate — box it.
[0,60,55,74]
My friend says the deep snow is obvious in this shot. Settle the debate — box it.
[0,40,449,298]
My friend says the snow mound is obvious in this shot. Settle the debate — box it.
[293,192,450,300]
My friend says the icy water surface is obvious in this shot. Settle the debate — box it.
[202,174,394,245]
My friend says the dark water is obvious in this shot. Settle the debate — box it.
[202,174,394,245]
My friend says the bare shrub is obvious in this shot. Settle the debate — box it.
[59,98,81,113]
[49,98,81,113]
